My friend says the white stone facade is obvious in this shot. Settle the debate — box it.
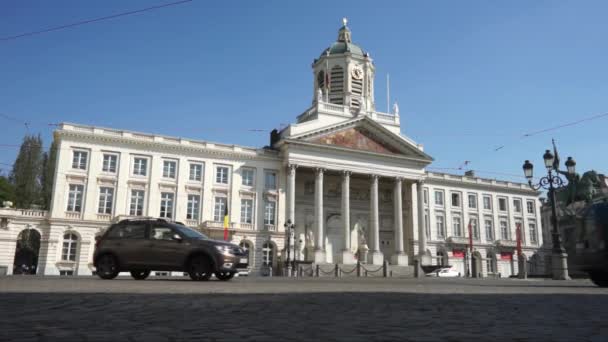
[0,21,550,277]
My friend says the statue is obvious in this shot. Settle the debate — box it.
[393,102,399,116]
[557,169,603,206]
[317,88,323,103]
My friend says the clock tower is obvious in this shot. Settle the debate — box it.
[312,18,375,112]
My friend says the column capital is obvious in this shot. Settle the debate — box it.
[341,170,352,178]
[416,179,426,186]
[287,163,298,171]
[370,174,380,181]
[394,176,404,184]
[315,167,325,176]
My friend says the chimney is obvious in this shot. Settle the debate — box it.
[464,170,475,177]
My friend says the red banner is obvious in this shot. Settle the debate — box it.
[500,252,513,260]
[452,249,465,258]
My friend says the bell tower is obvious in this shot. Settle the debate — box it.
[312,18,375,112]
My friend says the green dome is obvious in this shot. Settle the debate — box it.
[321,42,365,57]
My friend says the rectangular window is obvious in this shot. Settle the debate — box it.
[483,195,492,210]
[485,219,494,241]
[424,211,430,239]
[133,157,148,176]
[423,189,428,205]
[498,198,507,212]
[264,200,276,225]
[513,199,522,213]
[66,184,84,212]
[527,200,535,214]
[500,220,509,240]
[129,190,145,216]
[240,199,254,224]
[529,222,538,244]
[163,160,177,179]
[102,154,118,173]
[72,151,88,170]
[159,192,174,218]
[216,166,229,184]
[470,218,479,240]
[436,215,445,238]
[242,168,255,187]
[98,187,114,215]
[213,197,227,222]
[434,191,444,206]
[453,216,462,237]
[189,163,203,182]
[186,194,200,220]
[451,193,461,208]
[265,171,277,190]
[468,194,477,209]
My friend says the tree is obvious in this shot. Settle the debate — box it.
[0,175,15,204]
[10,135,43,209]
[41,140,58,210]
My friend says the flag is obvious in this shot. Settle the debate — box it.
[552,139,560,171]
[223,204,229,241]
[516,223,523,257]
[468,219,474,254]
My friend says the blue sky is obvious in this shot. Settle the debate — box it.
[1,0,607,182]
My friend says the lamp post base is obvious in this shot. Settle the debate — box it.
[552,252,571,280]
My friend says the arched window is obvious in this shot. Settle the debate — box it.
[62,233,79,262]
[317,70,325,90]
[239,241,253,266]
[486,251,497,274]
[262,241,274,267]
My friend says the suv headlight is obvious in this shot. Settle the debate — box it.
[215,245,234,254]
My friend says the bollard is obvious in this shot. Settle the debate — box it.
[298,265,303,277]
[334,264,339,278]
[315,264,320,277]
[356,260,361,277]
[383,260,389,278]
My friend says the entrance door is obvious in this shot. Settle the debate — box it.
[471,253,482,278]
[13,229,41,275]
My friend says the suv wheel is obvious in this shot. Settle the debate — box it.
[96,254,119,280]
[130,270,151,280]
[590,272,608,287]
[188,255,212,281]
[216,271,235,281]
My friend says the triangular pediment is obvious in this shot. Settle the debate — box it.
[311,127,401,155]
[288,116,433,162]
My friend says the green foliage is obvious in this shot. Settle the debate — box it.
[10,135,43,209]
[41,140,58,210]
[0,175,15,204]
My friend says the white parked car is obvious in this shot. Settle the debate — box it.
[426,267,460,277]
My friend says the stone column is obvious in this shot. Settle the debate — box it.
[391,178,408,265]
[287,164,297,224]
[369,175,384,265]
[339,171,355,264]
[313,168,326,263]
[416,180,430,265]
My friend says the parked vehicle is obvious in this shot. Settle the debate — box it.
[426,266,460,277]
[93,218,248,281]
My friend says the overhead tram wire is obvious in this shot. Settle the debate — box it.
[0,0,193,42]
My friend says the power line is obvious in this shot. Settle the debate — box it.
[1,0,193,42]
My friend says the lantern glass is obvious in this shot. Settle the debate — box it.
[543,150,554,170]
[565,157,576,175]
[522,160,534,180]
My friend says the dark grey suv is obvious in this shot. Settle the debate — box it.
[93,219,248,281]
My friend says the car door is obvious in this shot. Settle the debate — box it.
[147,223,189,269]
[105,222,148,268]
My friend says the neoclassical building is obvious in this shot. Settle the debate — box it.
[0,21,549,277]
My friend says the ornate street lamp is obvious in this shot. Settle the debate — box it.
[283,219,295,277]
[523,143,575,280]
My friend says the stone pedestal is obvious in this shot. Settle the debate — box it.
[391,253,409,266]
[339,250,356,265]
[370,251,384,265]
[314,249,326,264]
[552,252,571,280]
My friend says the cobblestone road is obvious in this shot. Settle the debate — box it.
[1,276,607,341]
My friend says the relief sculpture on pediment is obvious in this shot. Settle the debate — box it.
[312,128,400,154]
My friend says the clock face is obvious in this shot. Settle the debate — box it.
[351,67,363,80]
